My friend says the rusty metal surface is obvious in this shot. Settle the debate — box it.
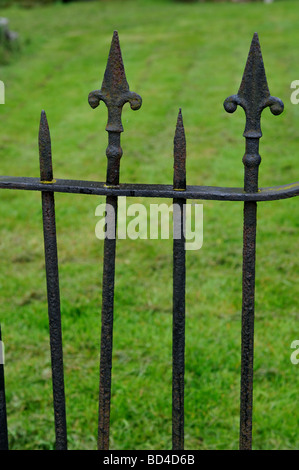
[240,200,257,450]
[39,111,67,450]
[39,110,53,183]
[97,195,117,451]
[224,32,283,194]
[0,30,297,451]
[172,109,186,450]
[224,33,284,450]
[88,30,142,187]
[173,109,186,191]
[2,176,299,202]
[88,31,142,450]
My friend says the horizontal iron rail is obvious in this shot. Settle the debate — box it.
[1,176,299,202]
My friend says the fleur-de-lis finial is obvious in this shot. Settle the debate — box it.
[224,33,284,192]
[88,31,142,186]
[224,33,284,139]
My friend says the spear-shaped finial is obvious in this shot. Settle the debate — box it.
[88,31,142,186]
[224,33,284,139]
[39,110,53,183]
[173,109,186,191]
[224,33,284,192]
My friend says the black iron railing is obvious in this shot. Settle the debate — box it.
[0,31,297,451]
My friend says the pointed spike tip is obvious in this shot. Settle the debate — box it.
[248,32,260,47]
[39,110,53,182]
[174,108,186,191]
[39,109,49,130]
[110,30,121,59]
[39,110,49,131]
[237,30,270,111]
[101,29,128,96]
[249,32,262,55]
[110,30,120,50]
[176,108,183,128]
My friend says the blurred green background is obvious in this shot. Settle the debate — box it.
[0,0,298,450]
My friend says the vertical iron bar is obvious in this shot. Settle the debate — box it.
[240,200,257,450]
[172,109,186,450]
[39,110,67,450]
[0,325,8,450]
[88,31,142,450]
[240,138,260,450]
[98,194,117,450]
[224,33,284,450]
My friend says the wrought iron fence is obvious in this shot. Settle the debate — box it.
[0,30,297,451]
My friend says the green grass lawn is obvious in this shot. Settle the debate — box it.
[0,0,299,450]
